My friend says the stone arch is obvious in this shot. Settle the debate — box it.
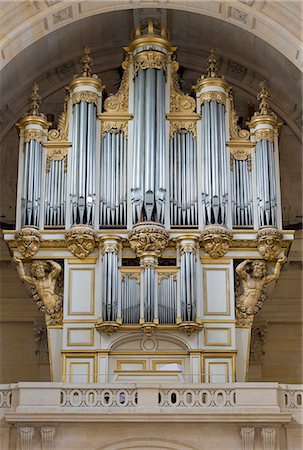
[95,437,199,450]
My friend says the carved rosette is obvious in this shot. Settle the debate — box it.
[65,225,97,259]
[257,228,283,261]
[200,226,233,258]
[15,227,42,259]
[128,222,169,258]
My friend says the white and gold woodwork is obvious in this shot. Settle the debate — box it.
[4,20,294,386]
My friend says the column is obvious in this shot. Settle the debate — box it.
[19,427,35,450]
[240,427,255,450]
[261,427,276,450]
[40,427,56,450]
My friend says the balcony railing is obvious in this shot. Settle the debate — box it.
[1,383,302,424]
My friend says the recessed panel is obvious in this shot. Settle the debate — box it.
[68,268,95,315]
[203,268,230,316]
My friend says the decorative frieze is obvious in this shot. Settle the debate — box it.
[133,51,167,76]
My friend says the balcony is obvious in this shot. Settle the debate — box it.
[1,382,302,424]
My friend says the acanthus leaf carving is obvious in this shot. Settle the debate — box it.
[128,222,169,258]
[170,61,196,114]
[257,227,283,261]
[133,51,167,76]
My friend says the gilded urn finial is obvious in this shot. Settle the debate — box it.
[28,83,41,116]
[80,46,93,77]
[257,81,271,116]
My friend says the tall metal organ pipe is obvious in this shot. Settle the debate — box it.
[70,101,97,225]
[169,132,198,226]
[200,100,228,226]
[100,238,121,322]
[131,66,167,224]
[231,159,253,227]
[100,131,127,226]
[178,238,197,322]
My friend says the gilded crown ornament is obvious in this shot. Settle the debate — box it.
[205,47,220,79]
[256,81,272,116]
[257,227,283,261]
[65,225,97,259]
[128,222,169,258]
[200,226,233,258]
[15,227,42,259]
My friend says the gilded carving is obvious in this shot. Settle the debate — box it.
[200,227,233,258]
[169,120,197,140]
[103,60,129,113]
[200,91,226,104]
[15,227,42,259]
[229,147,252,171]
[65,225,97,259]
[235,257,286,326]
[95,321,121,335]
[101,120,129,138]
[24,129,44,143]
[157,272,177,284]
[100,240,120,255]
[178,322,203,336]
[128,223,169,257]
[178,241,197,255]
[229,89,250,141]
[257,228,283,261]
[141,323,157,336]
[170,61,196,114]
[121,272,141,284]
[133,51,167,76]
[72,91,98,105]
[13,258,63,326]
[254,129,274,143]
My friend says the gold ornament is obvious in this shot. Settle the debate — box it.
[235,257,286,326]
[65,225,97,259]
[95,321,121,335]
[254,129,274,143]
[228,89,250,141]
[128,222,169,258]
[24,129,44,143]
[13,257,63,326]
[178,322,203,336]
[72,91,98,105]
[15,227,42,259]
[100,120,129,138]
[257,228,283,261]
[200,91,226,104]
[200,226,233,258]
[133,51,167,76]
[170,61,196,113]
[103,60,129,113]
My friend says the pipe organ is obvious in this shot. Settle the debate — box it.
[6,20,294,385]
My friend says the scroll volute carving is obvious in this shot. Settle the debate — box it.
[128,222,169,258]
[13,258,63,326]
[65,225,97,259]
[15,227,42,259]
[257,228,283,261]
[200,226,233,258]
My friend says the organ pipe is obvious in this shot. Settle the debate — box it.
[100,237,121,322]
[177,238,198,322]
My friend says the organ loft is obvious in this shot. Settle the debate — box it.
[3,19,294,384]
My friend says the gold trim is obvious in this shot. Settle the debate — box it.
[64,319,97,323]
[254,128,274,143]
[126,35,175,54]
[204,328,232,347]
[200,257,231,264]
[169,60,196,115]
[68,77,104,92]
[203,268,230,316]
[67,327,94,347]
[99,113,132,138]
[72,91,98,105]
[152,359,182,370]
[68,257,97,264]
[133,51,168,76]
[207,361,229,383]
[193,78,229,93]
[200,91,226,104]
[103,59,130,113]
[16,115,52,130]
[68,268,95,316]
[117,359,146,370]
